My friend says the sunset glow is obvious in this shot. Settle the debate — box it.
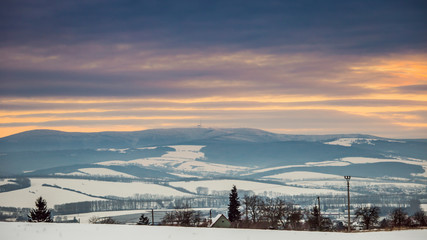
[1,1,426,138]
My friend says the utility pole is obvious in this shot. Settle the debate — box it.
[317,196,321,230]
[344,176,351,232]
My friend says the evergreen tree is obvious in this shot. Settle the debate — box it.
[28,196,52,222]
[137,213,150,225]
[307,206,321,230]
[228,185,241,222]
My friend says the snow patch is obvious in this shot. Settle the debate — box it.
[2,222,427,240]
[324,138,375,147]
[96,148,129,154]
[54,168,137,179]
[263,171,342,181]
[0,178,104,208]
[98,145,249,175]
[137,147,157,150]
[169,179,343,196]
[0,178,192,208]
[0,178,16,187]
[324,138,406,147]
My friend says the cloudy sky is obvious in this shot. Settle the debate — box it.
[0,0,426,138]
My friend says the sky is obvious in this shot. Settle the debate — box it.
[0,0,426,138]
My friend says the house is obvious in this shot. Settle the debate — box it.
[209,214,231,228]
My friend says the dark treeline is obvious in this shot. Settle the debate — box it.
[52,192,426,216]
[0,178,30,192]
[54,196,229,215]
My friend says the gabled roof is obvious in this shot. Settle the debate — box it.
[210,214,231,227]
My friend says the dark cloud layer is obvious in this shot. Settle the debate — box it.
[1,0,426,53]
[0,1,426,138]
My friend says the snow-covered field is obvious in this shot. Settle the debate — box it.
[98,145,250,175]
[0,178,192,208]
[0,178,104,208]
[0,178,15,186]
[169,179,343,196]
[253,157,427,178]
[324,138,376,147]
[58,209,152,224]
[324,138,405,147]
[54,168,137,179]
[1,222,426,240]
[262,171,343,181]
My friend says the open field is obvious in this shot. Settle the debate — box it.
[1,222,427,240]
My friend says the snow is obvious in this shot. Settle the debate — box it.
[324,138,375,147]
[169,179,343,196]
[210,213,225,225]
[0,178,191,208]
[168,172,203,178]
[341,157,423,165]
[0,178,104,208]
[0,178,16,187]
[137,147,157,150]
[162,145,205,160]
[324,138,407,147]
[55,168,137,179]
[285,179,426,194]
[96,148,129,153]
[341,157,427,178]
[57,208,216,224]
[263,171,343,181]
[412,166,427,178]
[58,209,152,224]
[98,145,249,175]
[254,157,427,177]
[253,160,350,174]
[36,178,192,198]
[1,222,427,240]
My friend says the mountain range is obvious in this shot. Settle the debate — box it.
[0,128,426,184]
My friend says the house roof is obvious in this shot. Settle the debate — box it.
[210,214,230,227]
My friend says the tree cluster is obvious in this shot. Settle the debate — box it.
[354,206,380,230]
[379,207,427,229]
[161,205,203,227]
[89,216,120,224]
[242,195,331,230]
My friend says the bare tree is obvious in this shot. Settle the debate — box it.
[354,206,380,230]
[390,208,409,228]
[161,212,176,225]
[243,195,261,223]
[413,210,427,227]
[287,207,303,230]
[161,205,202,227]
[260,198,290,229]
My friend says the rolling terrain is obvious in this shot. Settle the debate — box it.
[0,128,426,212]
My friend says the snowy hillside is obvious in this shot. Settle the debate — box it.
[1,222,426,240]
[0,178,192,208]
[0,128,426,214]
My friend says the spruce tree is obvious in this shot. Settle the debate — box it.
[228,185,241,222]
[28,196,52,222]
[137,213,150,225]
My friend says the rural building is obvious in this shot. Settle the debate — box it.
[209,214,231,228]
